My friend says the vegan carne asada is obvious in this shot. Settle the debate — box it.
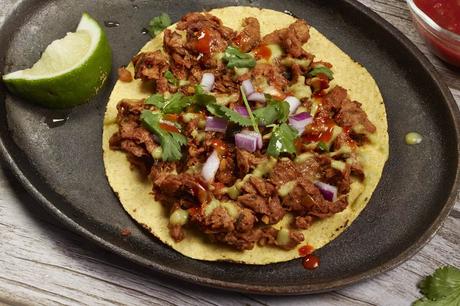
[103,7,388,264]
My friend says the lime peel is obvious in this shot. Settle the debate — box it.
[2,13,112,108]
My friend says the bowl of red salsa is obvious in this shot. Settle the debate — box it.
[407,0,460,67]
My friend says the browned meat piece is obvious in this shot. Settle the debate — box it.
[251,63,288,90]
[238,194,267,213]
[153,173,210,205]
[118,67,133,82]
[177,12,234,54]
[247,176,274,197]
[258,227,278,246]
[204,206,235,233]
[262,20,310,57]
[116,99,145,118]
[238,177,285,224]
[125,154,153,176]
[332,132,354,152]
[284,179,348,218]
[282,181,320,214]
[169,224,185,242]
[284,20,310,58]
[280,230,305,250]
[350,161,365,180]
[322,86,348,112]
[268,159,299,187]
[235,208,256,232]
[295,156,321,181]
[211,229,262,250]
[163,29,196,80]
[236,148,267,176]
[149,161,177,183]
[335,99,377,133]
[321,160,351,195]
[233,17,261,52]
[132,51,170,92]
[213,70,240,94]
[109,100,158,175]
[215,154,237,186]
[257,227,304,250]
[294,215,314,229]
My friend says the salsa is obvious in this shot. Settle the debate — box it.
[412,0,460,66]
[414,0,460,35]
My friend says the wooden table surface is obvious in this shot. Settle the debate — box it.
[1,0,459,305]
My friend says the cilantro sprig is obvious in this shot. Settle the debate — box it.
[267,123,298,157]
[140,110,187,161]
[164,70,179,86]
[240,86,260,134]
[253,95,290,126]
[413,266,460,306]
[145,92,191,114]
[222,46,256,68]
[148,13,171,37]
[193,85,252,126]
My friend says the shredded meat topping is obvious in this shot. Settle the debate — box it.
[109,12,379,252]
[233,17,261,52]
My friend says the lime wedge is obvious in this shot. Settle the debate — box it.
[2,13,112,108]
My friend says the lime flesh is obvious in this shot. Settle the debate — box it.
[2,13,112,108]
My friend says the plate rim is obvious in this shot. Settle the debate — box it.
[0,0,459,295]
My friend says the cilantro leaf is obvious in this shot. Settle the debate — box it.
[195,84,205,95]
[267,123,298,157]
[145,93,191,114]
[140,110,186,161]
[191,89,252,126]
[413,291,460,306]
[148,13,171,37]
[253,96,290,125]
[308,67,334,80]
[411,266,460,306]
[145,94,165,108]
[164,70,178,86]
[317,141,329,152]
[419,266,460,301]
[206,103,252,126]
[222,46,256,68]
[162,93,191,114]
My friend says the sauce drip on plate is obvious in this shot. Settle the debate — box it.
[298,245,320,270]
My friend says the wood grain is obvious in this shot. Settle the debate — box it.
[0,0,459,305]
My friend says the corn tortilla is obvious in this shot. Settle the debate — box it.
[102,6,389,264]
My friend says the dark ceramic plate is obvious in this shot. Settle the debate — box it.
[1,0,459,295]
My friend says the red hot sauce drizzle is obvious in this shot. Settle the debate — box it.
[194,28,214,54]
[303,115,335,143]
[254,45,272,60]
[298,244,320,270]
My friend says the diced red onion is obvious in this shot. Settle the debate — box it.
[201,150,220,182]
[235,132,258,152]
[289,112,313,135]
[315,181,338,202]
[235,106,249,117]
[248,92,266,103]
[205,116,228,133]
[200,72,215,92]
[241,130,263,149]
[284,96,301,114]
[241,79,255,96]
